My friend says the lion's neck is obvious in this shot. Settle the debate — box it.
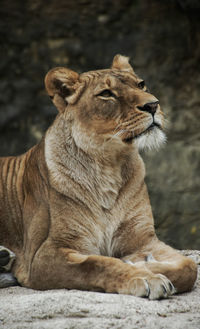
[45,117,137,210]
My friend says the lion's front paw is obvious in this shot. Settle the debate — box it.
[146,273,176,300]
[119,273,175,300]
[0,246,16,272]
[118,277,150,298]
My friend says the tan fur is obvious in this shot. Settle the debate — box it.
[0,55,197,299]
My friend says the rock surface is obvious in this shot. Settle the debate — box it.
[0,250,200,329]
[0,0,200,248]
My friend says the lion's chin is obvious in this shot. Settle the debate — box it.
[135,126,166,151]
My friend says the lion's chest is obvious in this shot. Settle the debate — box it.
[78,207,123,258]
[97,214,120,257]
[50,193,123,257]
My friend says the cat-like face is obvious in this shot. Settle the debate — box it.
[45,55,166,152]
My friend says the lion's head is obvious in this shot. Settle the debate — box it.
[45,55,166,153]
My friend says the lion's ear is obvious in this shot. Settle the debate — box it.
[111,54,134,73]
[45,67,80,112]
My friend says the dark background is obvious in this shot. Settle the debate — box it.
[0,0,200,249]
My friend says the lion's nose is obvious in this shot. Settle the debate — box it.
[138,101,159,116]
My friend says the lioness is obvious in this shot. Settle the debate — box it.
[0,55,197,299]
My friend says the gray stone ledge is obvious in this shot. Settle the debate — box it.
[0,250,199,329]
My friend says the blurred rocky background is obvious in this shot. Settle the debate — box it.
[0,0,200,249]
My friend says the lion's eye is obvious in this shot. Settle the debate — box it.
[138,80,145,90]
[98,89,115,98]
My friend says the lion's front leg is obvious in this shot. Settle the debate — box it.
[122,239,198,294]
[21,240,173,299]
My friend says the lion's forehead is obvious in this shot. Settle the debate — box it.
[80,69,139,90]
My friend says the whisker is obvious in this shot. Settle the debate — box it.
[114,130,126,137]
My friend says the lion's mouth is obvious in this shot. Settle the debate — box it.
[123,122,162,144]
